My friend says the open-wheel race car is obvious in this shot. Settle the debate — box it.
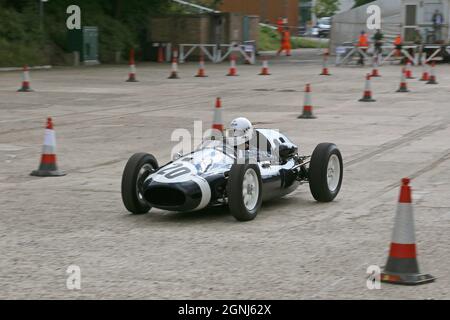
[121,118,343,222]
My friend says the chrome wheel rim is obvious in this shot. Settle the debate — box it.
[327,154,341,192]
[242,168,259,211]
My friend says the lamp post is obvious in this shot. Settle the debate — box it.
[39,0,48,31]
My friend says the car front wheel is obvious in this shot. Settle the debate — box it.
[227,164,263,222]
[121,153,159,214]
[309,143,343,202]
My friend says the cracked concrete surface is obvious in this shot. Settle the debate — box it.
[0,50,449,299]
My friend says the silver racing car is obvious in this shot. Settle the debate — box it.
[121,118,343,221]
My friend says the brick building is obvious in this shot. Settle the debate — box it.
[219,0,299,28]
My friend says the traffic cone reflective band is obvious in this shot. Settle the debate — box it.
[195,56,208,77]
[168,57,180,79]
[298,84,316,119]
[359,74,376,102]
[31,118,66,177]
[381,178,435,285]
[320,51,331,76]
[405,61,415,79]
[420,62,429,81]
[371,55,381,77]
[227,55,238,76]
[259,58,271,76]
[126,49,138,82]
[397,68,410,92]
[212,98,224,132]
[17,65,33,92]
[427,62,438,84]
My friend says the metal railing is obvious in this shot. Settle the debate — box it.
[335,44,448,66]
[179,42,256,64]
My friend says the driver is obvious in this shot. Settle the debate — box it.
[225,118,274,163]
[226,118,255,157]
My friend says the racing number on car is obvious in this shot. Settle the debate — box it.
[157,163,192,180]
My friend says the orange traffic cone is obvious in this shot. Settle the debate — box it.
[259,58,271,76]
[359,74,376,102]
[420,62,429,82]
[195,56,208,78]
[168,57,180,79]
[157,46,165,63]
[371,55,381,77]
[405,61,415,79]
[397,68,410,92]
[226,55,238,76]
[320,51,331,76]
[298,84,316,119]
[426,62,438,84]
[31,118,66,177]
[212,97,224,134]
[17,65,33,92]
[126,48,138,82]
[381,178,435,285]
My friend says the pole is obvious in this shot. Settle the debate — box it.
[39,0,44,31]
[39,0,48,32]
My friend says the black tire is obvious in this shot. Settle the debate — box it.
[121,153,159,214]
[227,164,263,222]
[309,143,343,202]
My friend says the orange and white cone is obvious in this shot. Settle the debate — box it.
[426,62,438,84]
[17,65,33,92]
[126,49,138,82]
[168,57,180,79]
[420,61,429,82]
[226,55,238,76]
[397,68,410,92]
[320,51,331,76]
[212,98,224,139]
[359,74,376,102]
[259,58,271,76]
[381,178,435,285]
[371,55,381,77]
[405,61,415,79]
[298,84,316,119]
[31,117,66,177]
[195,56,208,77]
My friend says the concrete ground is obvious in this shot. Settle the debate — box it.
[0,49,449,299]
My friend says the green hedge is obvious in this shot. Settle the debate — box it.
[0,7,48,66]
[0,0,169,67]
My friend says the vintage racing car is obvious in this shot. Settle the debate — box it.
[121,119,343,221]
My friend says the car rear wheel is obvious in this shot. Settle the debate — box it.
[309,143,343,202]
[227,164,263,222]
[121,153,159,214]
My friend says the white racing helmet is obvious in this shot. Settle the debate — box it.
[226,117,254,146]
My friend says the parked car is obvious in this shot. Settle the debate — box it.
[316,17,331,38]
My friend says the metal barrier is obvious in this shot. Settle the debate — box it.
[335,44,447,66]
[179,42,256,64]
[335,46,370,66]
[378,45,417,65]
[179,44,217,63]
[217,42,256,64]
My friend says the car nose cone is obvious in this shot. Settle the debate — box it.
[142,176,211,212]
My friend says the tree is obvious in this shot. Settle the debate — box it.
[314,0,339,18]
[353,0,375,8]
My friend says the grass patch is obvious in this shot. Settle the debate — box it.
[259,25,280,51]
[291,37,328,49]
[259,25,329,51]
